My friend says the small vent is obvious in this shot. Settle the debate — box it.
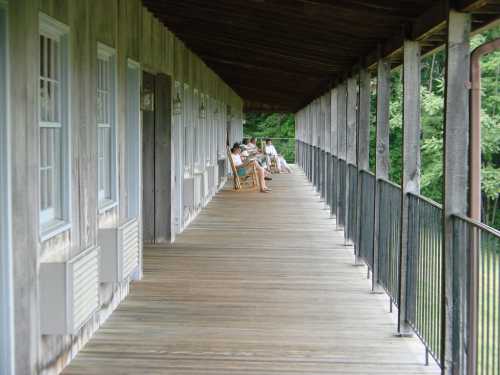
[40,246,101,335]
[183,177,195,220]
[70,247,100,332]
[203,170,209,201]
[120,219,139,279]
[208,166,215,195]
[194,174,202,210]
[99,219,140,283]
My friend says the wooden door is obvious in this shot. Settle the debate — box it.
[142,72,155,243]
[141,72,172,244]
[154,74,172,243]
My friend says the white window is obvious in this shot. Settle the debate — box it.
[183,84,192,177]
[193,89,201,172]
[39,14,70,234]
[208,97,215,165]
[97,44,116,208]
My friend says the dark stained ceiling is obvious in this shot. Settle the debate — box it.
[142,0,500,112]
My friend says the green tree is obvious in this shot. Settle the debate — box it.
[244,113,296,162]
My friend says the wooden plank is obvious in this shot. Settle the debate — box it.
[154,74,173,244]
[63,169,440,375]
[399,39,421,335]
[442,10,471,375]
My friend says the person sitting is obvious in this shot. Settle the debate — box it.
[231,143,272,193]
[264,139,292,173]
[240,138,251,157]
[244,137,268,168]
[247,137,258,153]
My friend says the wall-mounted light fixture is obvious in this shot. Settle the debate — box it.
[199,98,206,119]
[173,91,182,115]
[140,88,154,112]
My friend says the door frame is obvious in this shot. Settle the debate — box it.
[0,2,15,375]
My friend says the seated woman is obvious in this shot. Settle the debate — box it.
[264,139,292,173]
[243,137,268,168]
[231,143,272,193]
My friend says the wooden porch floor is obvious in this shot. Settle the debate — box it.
[63,167,440,375]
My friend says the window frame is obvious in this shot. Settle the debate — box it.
[183,84,192,178]
[39,13,71,239]
[193,89,201,173]
[96,42,118,212]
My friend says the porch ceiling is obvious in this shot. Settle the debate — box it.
[142,0,500,112]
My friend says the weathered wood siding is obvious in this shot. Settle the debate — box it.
[5,1,243,374]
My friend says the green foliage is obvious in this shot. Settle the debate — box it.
[244,113,295,138]
[245,27,499,228]
[244,112,296,162]
[367,25,500,228]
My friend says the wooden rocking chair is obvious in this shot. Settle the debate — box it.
[261,140,280,173]
[227,147,260,191]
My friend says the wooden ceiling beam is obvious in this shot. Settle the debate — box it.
[141,0,497,111]
[144,1,403,40]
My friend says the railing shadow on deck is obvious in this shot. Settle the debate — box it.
[297,140,500,374]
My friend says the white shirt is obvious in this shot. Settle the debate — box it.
[231,153,243,167]
[265,144,278,156]
[247,143,257,152]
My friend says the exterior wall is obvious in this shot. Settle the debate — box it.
[4,1,243,374]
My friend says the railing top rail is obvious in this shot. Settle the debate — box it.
[452,213,500,237]
[377,177,401,190]
[407,191,443,210]
[359,169,375,177]
[244,136,296,140]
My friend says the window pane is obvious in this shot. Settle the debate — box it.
[39,127,60,216]
[97,52,114,205]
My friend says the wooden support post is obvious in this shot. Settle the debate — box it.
[399,39,421,335]
[320,96,327,200]
[442,10,471,375]
[9,1,41,374]
[346,76,358,247]
[358,70,371,172]
[324,93,332,207]
[330,88,338,217]
[336,82,347,228]
[372,58,391,293]
[346,76,358,166]
[356,69,371,262]
[337,83,347,166]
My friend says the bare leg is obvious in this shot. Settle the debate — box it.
[253,162,268,191]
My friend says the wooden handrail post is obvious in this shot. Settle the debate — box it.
[336,82,348,228]
[372,58,391,293]
[398,39,421,336]
[356,69,371,263]
[330,88,339,217]
[442,9,471,375]
[346,76,358,247]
